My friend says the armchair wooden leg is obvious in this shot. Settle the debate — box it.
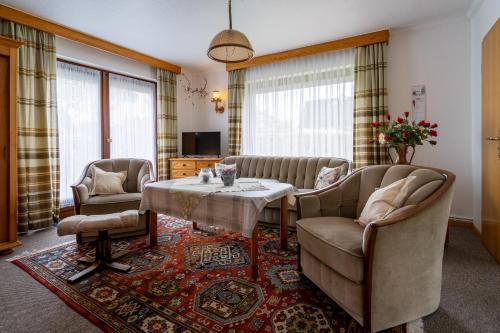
[147,210,158,247]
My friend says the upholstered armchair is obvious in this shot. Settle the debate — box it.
[295,165,455,332]
[72,158,155,243]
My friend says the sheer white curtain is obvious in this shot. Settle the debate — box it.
[57,61,101,207]
[242,48,355,160]
[109,73,156,163]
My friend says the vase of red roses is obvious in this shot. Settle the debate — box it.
[369,112,438,164]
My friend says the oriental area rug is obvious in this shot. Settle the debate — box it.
[10,215,422,333]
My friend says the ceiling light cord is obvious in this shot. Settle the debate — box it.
[228,0,232,30]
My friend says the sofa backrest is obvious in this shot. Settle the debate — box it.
[220,155,350,189]
[83,158,154,193]
[353,165,446,217]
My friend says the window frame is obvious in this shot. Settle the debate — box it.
[57,58,158,170]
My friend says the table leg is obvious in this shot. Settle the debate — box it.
[147,210,158,247]
[280,195,288,250]
[251,225,258,280]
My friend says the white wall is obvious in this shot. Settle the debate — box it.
[469,0,500,231]
[388,16,473,220]
[56,36,156,81]
[176,69,229,156]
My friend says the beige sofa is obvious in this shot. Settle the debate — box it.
[295,165,455,332]
[71,158,155,243]
[219,155,350,226]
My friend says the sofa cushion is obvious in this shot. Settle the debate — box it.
[296,217,364,284]
[80,193,142,216]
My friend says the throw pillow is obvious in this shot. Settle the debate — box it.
[89,166,127,195]
[314,166,342,189]
[357,176,416,227]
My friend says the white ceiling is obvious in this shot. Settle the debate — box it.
[0,0,473,71]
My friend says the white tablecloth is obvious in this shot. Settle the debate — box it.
[139,177,295,237]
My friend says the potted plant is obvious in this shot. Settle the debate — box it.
[369,112,438,164]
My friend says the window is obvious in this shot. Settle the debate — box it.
[57,61,101,207]
[109,73,156,162]
[56,60,156,207]
[242,48,355,160]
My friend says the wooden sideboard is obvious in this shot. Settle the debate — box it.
[169,157,222,179]
[0,36,22,254]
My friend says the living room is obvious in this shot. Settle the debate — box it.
[0,1,499,332]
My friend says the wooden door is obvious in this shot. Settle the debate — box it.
[482,19,500,263]
[0,55,8,243]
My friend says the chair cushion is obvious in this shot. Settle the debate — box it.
[297,216,365,284]
[85,193,142,205]
[57,210,139,236]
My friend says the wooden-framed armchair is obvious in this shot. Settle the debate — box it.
[295,165,455,332]
[71,158,155,243]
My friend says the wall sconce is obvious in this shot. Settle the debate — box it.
[211,90,224,113]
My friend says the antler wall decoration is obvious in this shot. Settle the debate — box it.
[179,73,209,107]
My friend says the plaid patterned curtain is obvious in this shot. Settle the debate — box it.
[352,42,389,169]
[0,20,60,232]
[156,68,177,181]
[228,69,246,156]
[0,20,59,232]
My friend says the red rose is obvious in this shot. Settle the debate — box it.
[384,135,391,142]
[418,120,426,126]
[424,121,431,127]
[403,131,410,139]
[429,140,437,145]
[429,130,438,137]
[404,111,410,118]
[372,121,381,127]
[397,117,404,124]
[430,123,438,128]
[385,114,391,120]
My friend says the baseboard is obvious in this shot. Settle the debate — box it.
[448,216,481,237]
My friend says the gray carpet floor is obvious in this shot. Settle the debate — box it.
[0,226,498,333]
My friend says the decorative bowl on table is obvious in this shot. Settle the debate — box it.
[198,168,213,184]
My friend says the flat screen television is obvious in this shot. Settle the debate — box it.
[182,132,221,157]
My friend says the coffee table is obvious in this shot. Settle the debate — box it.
[139,178,295,280]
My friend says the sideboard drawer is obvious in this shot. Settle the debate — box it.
[197,161,216,169]
[171,160,196,170]
[171,170,196,179]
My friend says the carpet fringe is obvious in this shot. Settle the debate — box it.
[407,318,424,333]
[6,240,75,262]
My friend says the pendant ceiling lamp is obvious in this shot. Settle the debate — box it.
[207,0,254,63]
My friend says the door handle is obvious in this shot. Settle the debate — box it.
[486,137,500,141]
[106,138,113,143]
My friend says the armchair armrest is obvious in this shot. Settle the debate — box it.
[138,160,156,192]
[295,170,361,219]
[296,186,342,219]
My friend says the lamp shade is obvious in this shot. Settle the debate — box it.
[207,29,254,63]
